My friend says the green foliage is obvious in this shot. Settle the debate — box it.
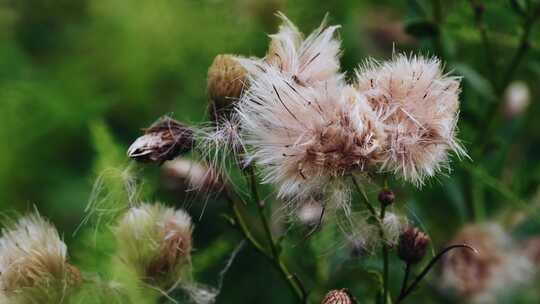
[1,0,540,303]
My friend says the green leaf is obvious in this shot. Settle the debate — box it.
[452,63,497,101]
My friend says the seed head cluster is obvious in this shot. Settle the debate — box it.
[236,14,465,205]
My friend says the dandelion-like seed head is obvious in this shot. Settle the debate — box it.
[115,203,193,288]
[0,214,81,303]
[265,12,342,87]
[356,54,466,186]
[237,63,385,204]
[439,224,533,303]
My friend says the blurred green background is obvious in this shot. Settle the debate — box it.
[1,0,540,303]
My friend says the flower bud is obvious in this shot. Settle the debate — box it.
[0,214,81,303]
[321,289,357,304]
[127,116,195,164]
[207,54,247,120]
[115,203,193,288]
[378,189,395,206]
[397,226,429,264]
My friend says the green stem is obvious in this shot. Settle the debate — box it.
[398,263,411,300]
[380,204,390,304]
[395,244,476,303]
[352,177,389,303]
[245,166,307,303]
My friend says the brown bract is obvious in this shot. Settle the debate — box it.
[128,116,195,164]
[398,226,429,264]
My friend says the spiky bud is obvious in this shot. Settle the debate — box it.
[398,226,430,264]
[378,189,395,206]
[115,203,193,288]
[207,54,247,120]
[321,289,357,304]
[127,116,195,164]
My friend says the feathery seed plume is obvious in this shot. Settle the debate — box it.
[0,213,81,303]
[439,224,533,303]
[355,54,466,185]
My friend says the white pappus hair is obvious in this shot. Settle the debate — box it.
[355,54,467,186]
[265,12,342,87]
[237,61,385,205]
[0,213,80,303]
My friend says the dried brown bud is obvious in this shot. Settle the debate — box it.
[378,189,395,206]
[321,289,357,304]
[128,116,194,164]
[207,54,247,120]
[398,226,429,264]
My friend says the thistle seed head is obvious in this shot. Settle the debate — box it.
[0,213,81,303]
[355,54,466,186]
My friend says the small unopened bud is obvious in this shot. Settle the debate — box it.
[398,226,429,264]
[378,189,395,206]
[321,289,357,304]
[207,54,247,120]
[504,81,530,118]
[115,203,193,288]
[128,116,195,164]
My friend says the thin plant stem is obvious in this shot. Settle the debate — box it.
[380,204,390,304]
[467,0,497,84]
[223,188,266,253]
[398,263,411,300]
[395,244,476,303]
[479,4,540,154]
[352,176,389,303]
[244,165,307,303]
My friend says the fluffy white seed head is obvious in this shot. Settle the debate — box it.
[356,54,466,186]
[115,203,193,289]
[264,12,342,87]
[439,224,534,303]
[237,62,385,203]
[0,214,80,303]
